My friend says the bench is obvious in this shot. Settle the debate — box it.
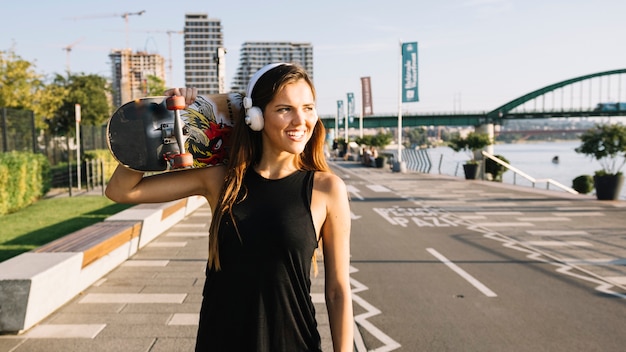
[0,196,208,333]
[33,221,142,268]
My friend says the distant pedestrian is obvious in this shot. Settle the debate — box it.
[106,63,354,351]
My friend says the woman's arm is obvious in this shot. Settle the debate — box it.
[317,173,354,351]
[105,164,226,207]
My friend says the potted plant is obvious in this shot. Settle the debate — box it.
[572,175,594,194]
[575,123,626,200]
[448,131,493,179]
[485,154,510,182]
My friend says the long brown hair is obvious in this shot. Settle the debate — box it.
[208,63,330,270]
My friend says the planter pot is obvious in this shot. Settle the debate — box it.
[375,156,387,168]
[462,163,479,180]
[593,174,624,200]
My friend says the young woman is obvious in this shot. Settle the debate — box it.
[106,63,354,351]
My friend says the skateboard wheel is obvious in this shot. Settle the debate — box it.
[172,153,194,169]
[166,96,186,110]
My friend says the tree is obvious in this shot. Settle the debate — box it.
[575,123,626,176]
[0,49,43,110]
[45,73,112,136]
[146,75,167,96]
[407,127,428,148]
[448,131,493,164]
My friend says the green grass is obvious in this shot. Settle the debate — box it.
[0,196,133,262]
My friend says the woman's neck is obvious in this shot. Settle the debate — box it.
[254,155,299,180]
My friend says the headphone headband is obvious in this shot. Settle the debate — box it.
[245,63,288,106]
[243,63,291,131]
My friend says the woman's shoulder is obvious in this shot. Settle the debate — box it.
[313,171,346,195]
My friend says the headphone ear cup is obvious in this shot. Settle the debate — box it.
[245,106,264,131]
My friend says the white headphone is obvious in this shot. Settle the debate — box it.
[243,63,289,131]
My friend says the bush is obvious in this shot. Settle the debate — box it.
[572,175,594,194]
[485,154,510,182]
[0,152,51,215]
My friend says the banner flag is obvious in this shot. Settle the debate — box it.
[361,77,373,116]
[401,42,419,103]
[347,93,355,124]
[337,100,344,126]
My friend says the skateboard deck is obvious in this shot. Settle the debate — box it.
[107,93,243,172]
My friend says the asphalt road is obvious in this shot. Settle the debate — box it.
[334,162,626,352]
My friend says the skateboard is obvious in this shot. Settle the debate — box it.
[107,93,243,172]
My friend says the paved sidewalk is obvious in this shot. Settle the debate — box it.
[1,160,625,352]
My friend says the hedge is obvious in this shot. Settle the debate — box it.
[0,152,51,215]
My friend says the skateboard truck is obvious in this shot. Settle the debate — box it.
[165,96,193,169]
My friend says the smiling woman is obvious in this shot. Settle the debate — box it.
[105,63,354,351]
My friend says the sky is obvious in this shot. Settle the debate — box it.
[3,0,626,117]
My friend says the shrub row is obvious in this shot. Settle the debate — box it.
[0,152,51,215]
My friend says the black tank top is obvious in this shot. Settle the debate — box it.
[195,169,321,352]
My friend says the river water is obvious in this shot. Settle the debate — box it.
[426,141,626,200]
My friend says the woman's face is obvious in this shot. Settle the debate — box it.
[261,79,317,157]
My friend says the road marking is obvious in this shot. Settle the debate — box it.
[524,241,593,247]
[367,184,391,192]
[426,248,497,297]
[351,266,401,352]
[346,185,364,200]
[474,222,534,227]
[550,212,604,217]
[526,230,589,236]
[351,212,362,220]
[476,211,523,215]
[516,217,570,221]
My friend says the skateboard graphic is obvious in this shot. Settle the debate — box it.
[107,93,243,172]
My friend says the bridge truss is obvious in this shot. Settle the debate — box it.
[320,69,626,128]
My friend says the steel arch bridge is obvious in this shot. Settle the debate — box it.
[320,68,626,129]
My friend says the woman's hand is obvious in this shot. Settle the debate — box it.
[164,87,198,106]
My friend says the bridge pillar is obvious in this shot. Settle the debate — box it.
[475,123,494,180]
[475,123,494,155]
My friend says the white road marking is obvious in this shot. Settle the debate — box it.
[524,241,593,247]
[526,230,589,236]
[351,266,401,352]
[516,217,570,221]
[346,185,364,200]
[426,248,497,298]
[367,185,391,192]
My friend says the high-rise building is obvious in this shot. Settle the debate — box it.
[109,49,166,108]
[231,42,314,93]
[184,13,226,95]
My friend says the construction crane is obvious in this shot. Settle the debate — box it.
[62,38,83,73]
[129,29,183,85]
[66,10,146,49]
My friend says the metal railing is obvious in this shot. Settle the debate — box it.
[481,151,578,194]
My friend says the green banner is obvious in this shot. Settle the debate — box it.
[402,42,419,103]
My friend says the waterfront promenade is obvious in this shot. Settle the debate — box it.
[1,160,625,351]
